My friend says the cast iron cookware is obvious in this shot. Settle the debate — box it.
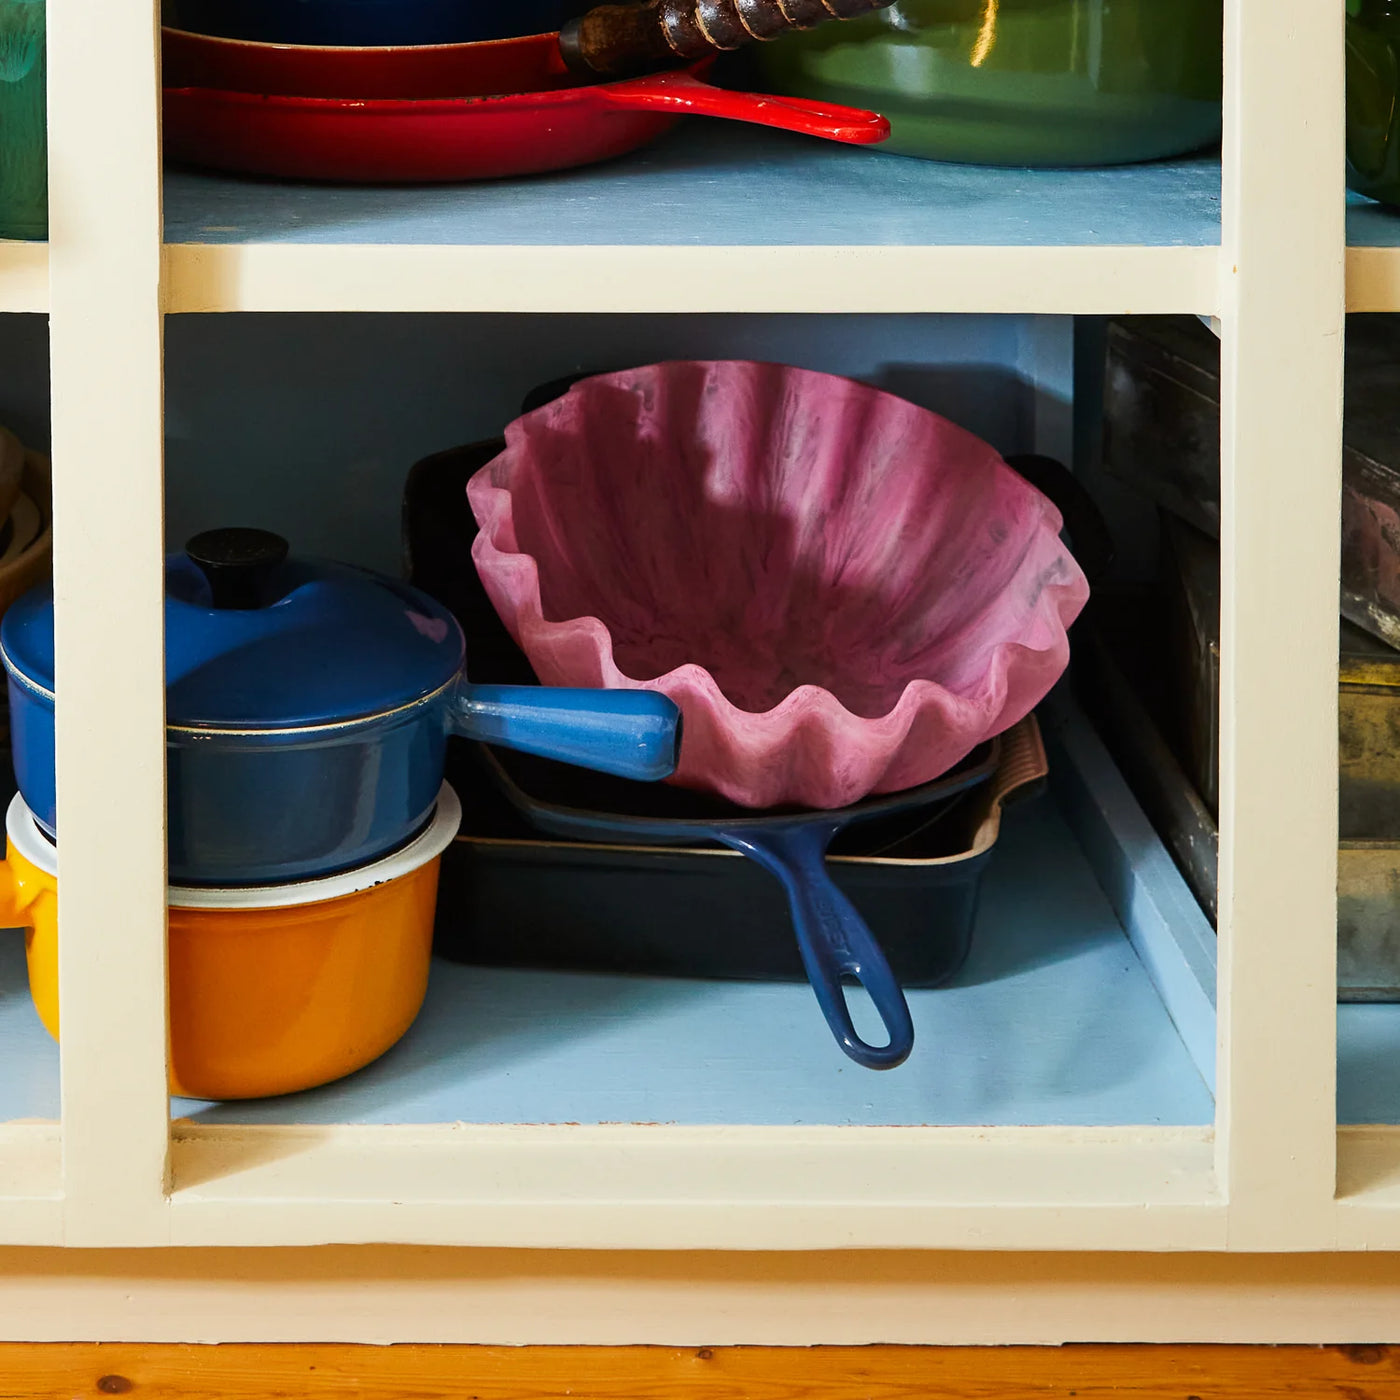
[161,1,898,182]
[478,737,998,1070]
[161,39,890,182]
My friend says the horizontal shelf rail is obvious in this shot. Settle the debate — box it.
[168,1124,1224,1252]
[0,244,48,314]
[161,244,1223,317]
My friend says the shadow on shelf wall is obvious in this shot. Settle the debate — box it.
[163,310,1074,576]
[0,313,48,455]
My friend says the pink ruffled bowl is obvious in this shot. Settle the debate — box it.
[468,360,1089,810]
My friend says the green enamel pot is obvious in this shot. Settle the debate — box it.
[755,0,1223,168]
[1348,0,1400,206]
[0,0,46,239]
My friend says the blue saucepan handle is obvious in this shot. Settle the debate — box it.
[719,820,914,1071]
[451,681,681,782]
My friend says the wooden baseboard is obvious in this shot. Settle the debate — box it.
[3,1343,1399,1399]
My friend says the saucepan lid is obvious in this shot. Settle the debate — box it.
[0,528,467,730]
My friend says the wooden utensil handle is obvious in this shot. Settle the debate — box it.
[560,0,896,81]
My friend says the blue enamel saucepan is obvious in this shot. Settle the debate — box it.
[0,528,680,886]
[478,737,1000,1070]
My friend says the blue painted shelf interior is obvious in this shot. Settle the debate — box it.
[174,778,1216,1129]
[164,125,1223,248]
[1339,1009,1400,1123]
[0,937,60,1122]
[1349,189,1400,246]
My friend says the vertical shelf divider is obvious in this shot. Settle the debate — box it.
[1215,0,1345,1248]
[46,0,171,1244]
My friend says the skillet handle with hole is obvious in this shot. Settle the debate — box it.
[562,0,898,82]
[596,70,890,144]
[719,821,914,1070]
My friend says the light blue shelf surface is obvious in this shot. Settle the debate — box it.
[1349,190,1400,247]
[164,125,1223,249]
[0,935,60,1122]
[175,784,1217,1130]
[1339,1006,1400,1124]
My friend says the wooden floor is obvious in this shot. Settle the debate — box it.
[7,1344,1400,1399]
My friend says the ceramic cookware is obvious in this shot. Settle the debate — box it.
[756,0,1224,167]
[480,738,1000,1070]
[468,361,1089,811]
[3,785,461,1099]
[0,528,679,886]
[162,34,889,182]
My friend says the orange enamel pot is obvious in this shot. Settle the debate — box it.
[0,784,460,1100]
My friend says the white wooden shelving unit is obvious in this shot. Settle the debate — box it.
[0,0,1395,1346]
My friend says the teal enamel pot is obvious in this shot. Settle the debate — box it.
[0,528,680,886]
[755,0,1224,167]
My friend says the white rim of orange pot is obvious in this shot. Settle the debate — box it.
[4,783,462,910]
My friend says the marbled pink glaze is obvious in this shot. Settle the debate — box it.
[468,361,1089,809]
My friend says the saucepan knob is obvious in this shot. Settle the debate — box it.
[186,527,290,610]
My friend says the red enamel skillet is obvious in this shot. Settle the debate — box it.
[161,29,890,184]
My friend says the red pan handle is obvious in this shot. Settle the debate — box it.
[595,70,889,144]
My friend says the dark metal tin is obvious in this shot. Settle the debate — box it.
[1102,313,1400,654]
[1080,578,1400,1003]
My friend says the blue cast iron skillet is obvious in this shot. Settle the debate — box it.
[478,737,1000,1071]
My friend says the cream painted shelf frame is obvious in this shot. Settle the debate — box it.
[0,0,1372,1273]
[0,243,47,313]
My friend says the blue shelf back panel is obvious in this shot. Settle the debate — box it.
[1349,190,1400,246]
[0,937,60,1122]
[163,311,1069,577]
[175,798,1216,1129]
[164,126,1223,248]
[1340,1004,1400,1123]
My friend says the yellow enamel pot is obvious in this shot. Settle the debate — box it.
[0,784,460,1100]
